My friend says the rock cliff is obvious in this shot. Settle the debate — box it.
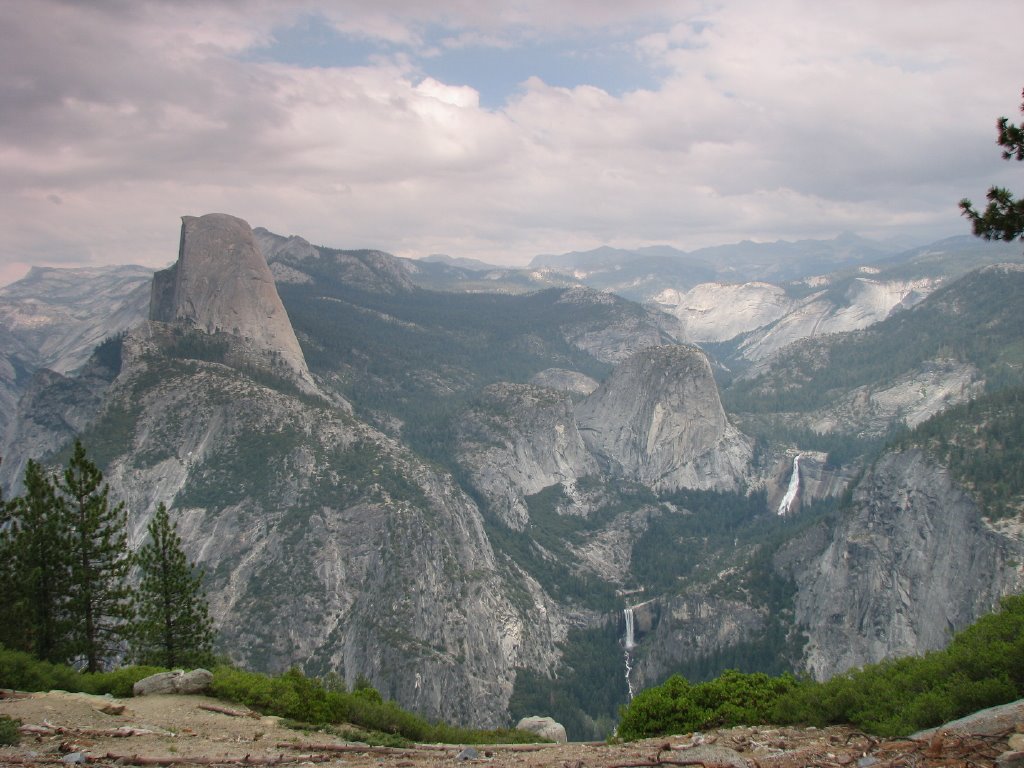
[151,214,314,389]
[790,448,1024,680]
[576,345,752,492]
[456,383,599,530]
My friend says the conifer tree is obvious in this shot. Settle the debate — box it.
[961,87,1024,244]
[130,502,214,668]
[0,469,23,651]
[2,461,72,661]
[58,440,133,672]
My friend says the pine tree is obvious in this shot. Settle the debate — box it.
[130,502,214,668]
[2,461,73,662]
[58,440,133,672]
[960,87,1024,244]
[0,469,24,651]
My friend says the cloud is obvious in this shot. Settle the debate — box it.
[1,0,1022,285]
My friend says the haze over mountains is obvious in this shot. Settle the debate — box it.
[1,215,1022,738]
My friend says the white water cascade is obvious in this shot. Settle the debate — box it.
[777,453,801,516]
[623,607,636,700]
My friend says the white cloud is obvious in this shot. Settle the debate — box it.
[0,0,1022,285]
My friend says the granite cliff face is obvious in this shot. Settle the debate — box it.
[790,448,1024,680]
[456,383,599,530]
[576,345,752,492]
[151,214,314,389]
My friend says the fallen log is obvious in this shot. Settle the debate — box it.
[19,722,164,738]
[91,752,333,765]
[197,703,259,718]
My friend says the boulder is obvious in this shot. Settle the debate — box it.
[515,715,567,743]
[912,699,1024,739]
[132,669,213,697]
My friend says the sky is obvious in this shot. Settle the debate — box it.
[1,0,1023,286]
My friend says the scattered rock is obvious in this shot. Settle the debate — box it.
[515,716,568,743]
[997,751,1024,768]
[132,669,213,697]
[1010,734,1024,751]
[455,746,479,761]
[61,752,86,764]
[98,703,127,716]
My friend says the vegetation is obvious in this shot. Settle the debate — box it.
[59,439,134,672]
[130,502,216,668]
[0,715,20,747]
[207,666,539,745]
[961,87,1024,244]
[0,441,216,672]
[618,593,1024,740]
[619,670,799,740]
[0,645,164,698]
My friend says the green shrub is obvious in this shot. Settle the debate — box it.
[0,715,20,746]
[0,645,165,698]
[0,646,81,692]
[618,671,799,740]
[80,666,167,698]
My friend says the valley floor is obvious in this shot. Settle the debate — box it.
[2,690,1021,767]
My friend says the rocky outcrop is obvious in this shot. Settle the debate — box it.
[575,346,752,492]
[132,669,212,697]
[651,282,796,343]
[793,449,1024,680]
[515,716,567,743]
[456,383,599,529]
[151,214,314,389]
[556,288,674,364]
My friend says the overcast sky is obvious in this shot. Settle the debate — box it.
[2,0,1023,285]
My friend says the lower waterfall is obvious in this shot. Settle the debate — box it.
[623,607,636,700]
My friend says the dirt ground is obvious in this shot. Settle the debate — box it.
[1,690,1019,767]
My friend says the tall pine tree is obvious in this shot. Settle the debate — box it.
[131,502,214,668]
[58,440,133,672]
[2,461,72,662]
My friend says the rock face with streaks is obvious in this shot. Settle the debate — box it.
[456,383,599,530]
[575,345,752,492]
[151,214,314,389]
[792,449,1024,679]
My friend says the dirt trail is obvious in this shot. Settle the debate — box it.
[1,690,1017,767]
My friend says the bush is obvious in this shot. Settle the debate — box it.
[80,666,167,698]
[0,646,81,692]
[618,671,799,740]
[0,645,165,698]
[208,665,538,744]
[0,715,20,746]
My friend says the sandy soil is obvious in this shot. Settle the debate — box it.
[0,690,1017,767]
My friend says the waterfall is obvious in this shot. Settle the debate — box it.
[623,607,636,700]
[623,606,636,649]
[777,453,801,516]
